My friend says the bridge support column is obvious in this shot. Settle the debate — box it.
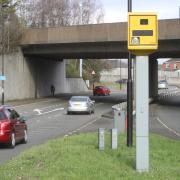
[149,57,158,100]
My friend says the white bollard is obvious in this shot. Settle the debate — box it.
[98,128,105,150]
[111,128,118,149]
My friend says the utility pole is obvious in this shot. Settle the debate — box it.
[0,3,5,105]
[79,2,83,78]
[120,59,122,89]
[127,0,133,147]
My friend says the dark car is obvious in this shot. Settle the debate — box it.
[0,105,27,148]
[93,86,111,96]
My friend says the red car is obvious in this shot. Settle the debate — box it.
[0,105,27,148]
[93,86,111,96]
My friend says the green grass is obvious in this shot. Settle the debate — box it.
[0,133,179,180]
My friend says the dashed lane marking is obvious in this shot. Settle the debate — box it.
[64,116,100,137]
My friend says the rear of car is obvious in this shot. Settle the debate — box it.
[67,96,94,114]
[93,86,110,96]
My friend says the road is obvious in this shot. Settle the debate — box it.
[0,92,126,164]
[1,88,180,164]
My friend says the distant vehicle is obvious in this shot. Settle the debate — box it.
[0,105,28,148]
[67,96,95,114]
[158,80,168,89]
[93,86,111,96]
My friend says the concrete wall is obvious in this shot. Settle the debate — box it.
[65,78,88,93]
[35,59,66,97]
[4,50,36,101]
[3,49,66,101]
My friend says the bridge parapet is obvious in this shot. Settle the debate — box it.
[21,19,180,45]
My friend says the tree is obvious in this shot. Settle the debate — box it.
[20,0,104,27]
[82,59,111,83]
[0,0,24,53]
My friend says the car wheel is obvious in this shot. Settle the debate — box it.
[22,129,28,144]
[9,132,16,148]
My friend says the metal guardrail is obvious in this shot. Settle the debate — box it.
[158,88,180,99]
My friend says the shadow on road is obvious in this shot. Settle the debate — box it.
[56,92,127,104]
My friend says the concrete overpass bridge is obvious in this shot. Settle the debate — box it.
[21,19,180,59]
[19,19,180,99]
[3,19,180,101]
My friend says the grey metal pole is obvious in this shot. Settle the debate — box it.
[136,56,149,172]
[1,4,5,105]
[120,59,122,89]
[79,3,83,78]
[127,0,133,147]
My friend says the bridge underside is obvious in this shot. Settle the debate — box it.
[21,39,180,60]
[21,37,180,100]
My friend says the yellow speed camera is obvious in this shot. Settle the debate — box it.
[128,12,158,55]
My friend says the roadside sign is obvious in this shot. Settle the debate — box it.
[0,75,6,81]
[92,71,95,75]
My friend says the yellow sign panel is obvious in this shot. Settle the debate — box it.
[128,12,158,55]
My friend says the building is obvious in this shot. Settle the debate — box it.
[162,59,180,71]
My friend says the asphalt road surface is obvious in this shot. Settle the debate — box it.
[0,89,180,164]
[0,92,126,164]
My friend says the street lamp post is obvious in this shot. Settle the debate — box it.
[0,4,5,105]
[127,0,133,147]
[79,3,83,78]
[92,70,96,94]
[119,59,122,90]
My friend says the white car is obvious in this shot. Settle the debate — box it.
[67,96,95,114]
[158,80,168,89]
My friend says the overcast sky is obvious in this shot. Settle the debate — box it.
[102,0,180,22]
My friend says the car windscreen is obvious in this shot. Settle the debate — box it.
[0,111,6,120]
[70,97,87,102]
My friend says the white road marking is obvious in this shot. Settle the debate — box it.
[156,117,180,137]
[33,107,64,116]
[36,108,64,115]
[34,109,42,115]
[64,116,100,137]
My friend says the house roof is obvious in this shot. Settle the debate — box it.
[164,58,180,64]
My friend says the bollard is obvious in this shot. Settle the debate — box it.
[111,128,118,149]
[98,128,105,150]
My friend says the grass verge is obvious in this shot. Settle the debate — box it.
[0,133,179,180]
